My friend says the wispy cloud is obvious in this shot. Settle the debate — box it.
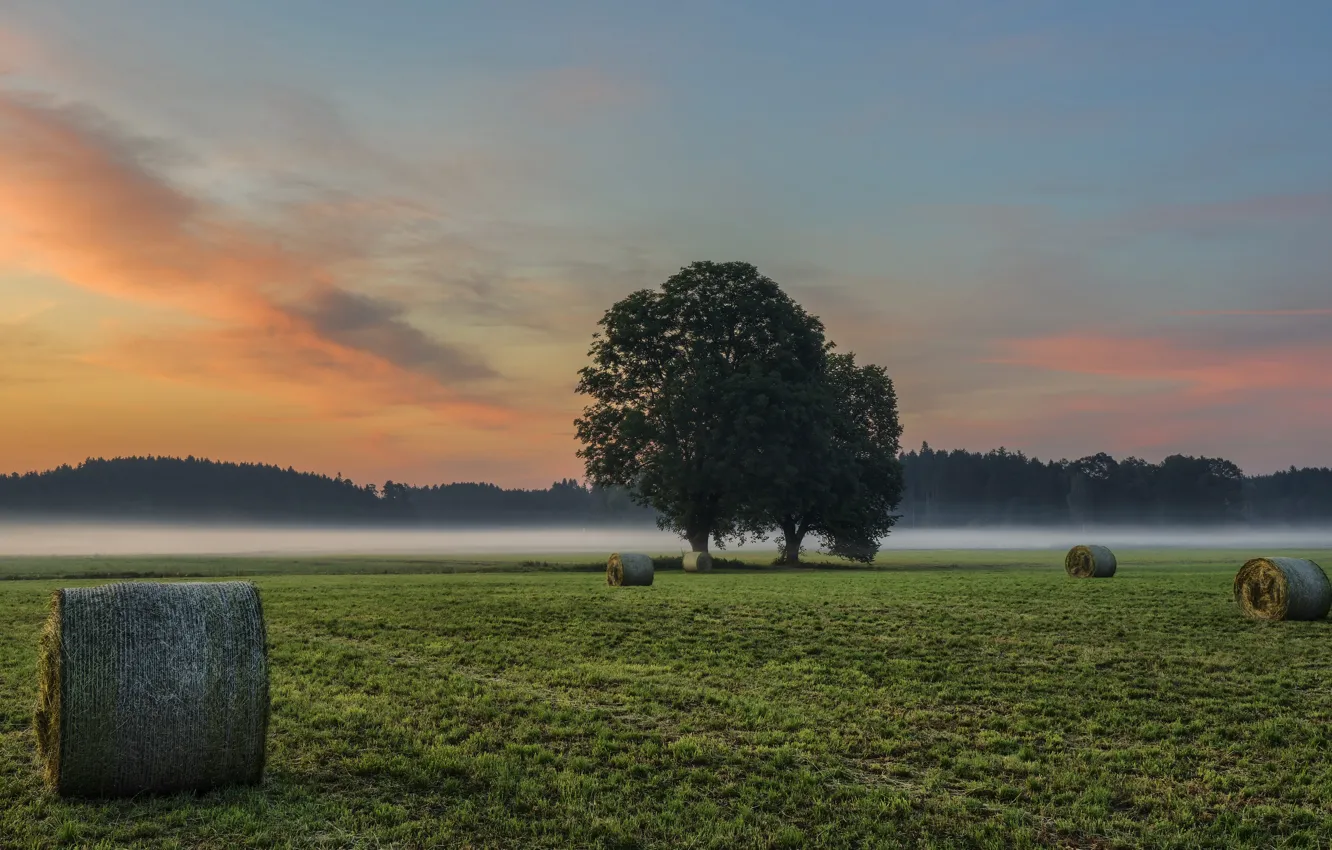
[0,85,506,421]
[290,288,491,383]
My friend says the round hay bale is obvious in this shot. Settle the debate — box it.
[1233,557,1331,621]
[607,552,653,586]
[1065,545,1116,578]
[34,581,269,797]
[682,551,713,573]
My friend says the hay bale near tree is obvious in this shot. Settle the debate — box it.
[34,581,269,797]
[1233,557,1331,621]
[607,553,654,586]
[1065,545,1117,578]
[683,551,713,572]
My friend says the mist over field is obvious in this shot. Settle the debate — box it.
[1,521,1329,557]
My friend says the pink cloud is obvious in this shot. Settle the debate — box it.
[936,332,1332,470]
[987,333,1332,397]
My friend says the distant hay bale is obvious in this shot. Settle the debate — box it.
[34,581,269,797]
[607,553,654,587]
[1233,557,1331,621]
[683,551,713,573]
[1065,545,1117,578]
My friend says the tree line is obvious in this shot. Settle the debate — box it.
[0,450,1328,526]
[899,445,1332,525]
[0,456,652,524]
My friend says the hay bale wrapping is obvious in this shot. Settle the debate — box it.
[1233,557,1331,621]
[683,551,713,573]
[1064,545,1116,578]
[34,581,269,797]
[607,552,654,586]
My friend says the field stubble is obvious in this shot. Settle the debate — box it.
[1,550,1329,848]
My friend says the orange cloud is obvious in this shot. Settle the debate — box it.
[0,86,510,425]
[94,325,505,423]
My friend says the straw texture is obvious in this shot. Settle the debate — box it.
[1064,545,1116,578]
[682,552,713,573]
[1233,557,1331,621]
[607,553,654,586]
[34,581,269,797]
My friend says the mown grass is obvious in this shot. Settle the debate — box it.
[1,551,1330,848]
[0,553,764,581]
[0,548,1295,580]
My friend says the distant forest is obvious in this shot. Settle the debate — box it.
[0,450,1329,525]
[899,444,1331,525]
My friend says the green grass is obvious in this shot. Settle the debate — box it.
[0,554,611,581]
[2,551,1330,848]
[0,548,1296,580]
[0,552,787,581]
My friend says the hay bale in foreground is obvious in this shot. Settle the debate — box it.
[683,551,713,573]
[607,552,654,586]
[1233,557,1331,621]
[35,581,269,797]
[1065,545,1116,578]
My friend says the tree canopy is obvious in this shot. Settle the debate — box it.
[575,262,906,559]
[574,261,830,551]
[761,352,905,564]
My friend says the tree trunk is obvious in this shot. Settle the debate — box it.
[778,516,803,565]
[686,530,710,553]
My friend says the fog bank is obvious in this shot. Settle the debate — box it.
[1,521,1329,557]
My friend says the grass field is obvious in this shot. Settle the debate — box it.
[2,550,1330,848]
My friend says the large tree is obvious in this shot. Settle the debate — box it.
[574,261,828,552]
[765,352,905,564]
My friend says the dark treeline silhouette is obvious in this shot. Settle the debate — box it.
[899,444,1331,525]
[1,450,1329,525]
[1244,465,1332,523]
[0,457,652,524]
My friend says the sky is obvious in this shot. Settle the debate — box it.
[1,1,1330,487]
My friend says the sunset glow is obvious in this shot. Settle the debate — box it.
[3,3,1330,484]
